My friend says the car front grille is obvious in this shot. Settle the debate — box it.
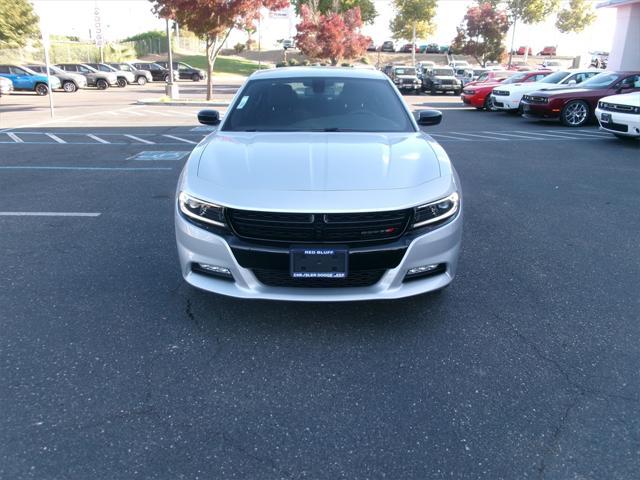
[601,121,628,133]
[522,94,548,104]
[599,102,639,114]
[492,90,509,96]
[226,208,413,245]
[440,79,455,85]
[252,268,386,288]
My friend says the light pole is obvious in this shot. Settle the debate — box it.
[165,18,179,99]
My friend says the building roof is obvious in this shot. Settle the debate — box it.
[597,0,640,8]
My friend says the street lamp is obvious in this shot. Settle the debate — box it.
[165,18,179,99]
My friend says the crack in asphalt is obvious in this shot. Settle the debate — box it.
[504,318,639,479]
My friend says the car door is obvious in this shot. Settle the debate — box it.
[0,65,14,85]
[9,66,33,89]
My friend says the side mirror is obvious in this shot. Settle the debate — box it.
[197,109,220,126]
[567,79,577,85]
[416,110,442,126]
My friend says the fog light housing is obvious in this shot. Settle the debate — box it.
[404,263,446,282]
[192,263,233,280]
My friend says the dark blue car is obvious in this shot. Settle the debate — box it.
[0,64,61,95]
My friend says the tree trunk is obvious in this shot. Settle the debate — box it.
[411,22,416,66]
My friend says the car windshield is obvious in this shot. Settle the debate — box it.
[539,71,570,83]
[114,64,131,71]
[433,68,454,76]
[579,72,621,88]
[81,65,98,73]
[100,64,118,72]
[395,68,416,75]
[222,76,415,133]
[503,73,531,84]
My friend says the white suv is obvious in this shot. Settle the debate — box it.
[175,68,463,301]
[491,69,598,112]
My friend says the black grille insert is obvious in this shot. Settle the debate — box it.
[253,268,385,288]
[226,208,412,245]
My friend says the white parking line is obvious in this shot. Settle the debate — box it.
[514,130,583,139]
[0,166,172,171]
[162,134,197,144]
[86,134,110,144]
[124,134,155,144]
[152,111,175,117]
[546,130,609,138]
[450,131,508,141]
[45,133,66,144]
[482,131,541,140]
[6,132,23,143]
[0,212,100,217]
[429,133,472,141]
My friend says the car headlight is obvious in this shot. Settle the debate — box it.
[178,192,226,228]
[463,89,475,94]
[413,192,460,228]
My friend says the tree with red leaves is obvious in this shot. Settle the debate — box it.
[451,3,510,67]
[153,0,289,99]
[294,5,369,65]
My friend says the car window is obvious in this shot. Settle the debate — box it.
[580,72,621,88]
[539,71,570,84]
[0,66,10,73]
[620,75,640,88]
[10,67,27,75]
[433,68,454,76]
[395,68,416,76]
[78,65,91,73]
[27,66,43,73]
[98,65,110,72]
[223,76,415,133]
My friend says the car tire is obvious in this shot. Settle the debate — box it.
[483,95,496,112]
[454,89,461,95]
[117,77,127,88]
[191,73,199,82]
[137,76,147,86]
[164,74,170,82]
[35,83,49,96]
[96,79,109,90]
[430,87,437,95]
[561,100,590,127]
[62,81,77,93]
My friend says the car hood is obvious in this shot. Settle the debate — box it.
[599,92,640,106]
[536,87,603,98]
[396,75,418,79]
[186,132,454,212]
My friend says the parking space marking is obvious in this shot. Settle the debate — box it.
[0,212,101,217]
[0,166,173,171]
[121,108,146,117]
[514,131,583,140]
[127,151,190,161]
[450,131,508,141]
[484,131,544,139]
[163,134,197,144]
[429,133,472,141]
[124,134,155,144]
[6,132,23,143]
[46,133,66,144]
[546,130,610,138]
[87,134,110,144]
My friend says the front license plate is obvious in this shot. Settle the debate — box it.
[601,112,612,123]
[290,247,348,278]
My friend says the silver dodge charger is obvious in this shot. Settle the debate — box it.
[175,67,462,301]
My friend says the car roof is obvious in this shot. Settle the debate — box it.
[250,66,387,80]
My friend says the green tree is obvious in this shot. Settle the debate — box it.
[292,0,377,25]
[0,0,40,48]
[555,0,596,33]
[390,0,437,41]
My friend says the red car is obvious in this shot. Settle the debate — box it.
[399,43,419,53]
[521,71,640,126]
[462,70,551,110]
[538,46,557,56]
[515,46,532,56]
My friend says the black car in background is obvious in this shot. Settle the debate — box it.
[156,61,205,81]
[380,41,395,52]
[131,62,175,82]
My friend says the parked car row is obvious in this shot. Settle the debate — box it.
[374,41,449,54]
[0,60,205,95]
[461,67,640,137]
[383,63,463,95]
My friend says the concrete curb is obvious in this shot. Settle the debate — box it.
[136,99,229,107]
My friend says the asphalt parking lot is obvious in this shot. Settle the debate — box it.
[1,85,639,480]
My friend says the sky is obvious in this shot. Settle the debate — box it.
[32,0,617,55]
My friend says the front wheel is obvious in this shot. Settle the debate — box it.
[164,74,170,83]
[117,77,127,88]
[191,73,199,82]
[35,83,49,96]
[561,100,590,127]
[453,89,461,95]
[62,81,77,93]
[96,79,109,90]
[430,87,437,95]
[483,95,496,111]
[137,76,147,86]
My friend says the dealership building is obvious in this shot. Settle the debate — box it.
[599,0,640,69]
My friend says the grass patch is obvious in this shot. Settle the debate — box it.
[176,54,269,76]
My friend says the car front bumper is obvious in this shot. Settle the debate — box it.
[461,93,483,108]
[595,108,640,137]
[491,94,521,111]
[521,102,559,120]
[175,208,463,301]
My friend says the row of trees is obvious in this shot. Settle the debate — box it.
[453,0,597,67]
